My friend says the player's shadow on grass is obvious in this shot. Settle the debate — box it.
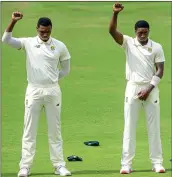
[2,169,172,176]
[1,173,54,177]
[72,168,172,175]
[133,168,172,173]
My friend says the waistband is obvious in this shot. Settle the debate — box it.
[28,82,59,88]
[127,80,150,85]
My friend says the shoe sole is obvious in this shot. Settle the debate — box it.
[152,169,165,173]
[18,172,30,177]
[55,172,72,176]
[120,170,132,174]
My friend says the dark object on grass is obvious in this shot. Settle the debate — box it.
[170,159,172,162]
[67,155,83,161]
[84,141,100,146]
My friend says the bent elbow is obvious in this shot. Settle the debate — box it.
[1,32,12,44]
[157,70,164,79]
[63,67,70,77]
[66,67,70,75]
[1,36,6,43]
[2,33,7,43]
[160,71,164,79]
[1,36,9,44]
[109,28,113,35]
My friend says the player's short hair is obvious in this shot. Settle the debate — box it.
[37,17,52,27]
[135,20,149,30]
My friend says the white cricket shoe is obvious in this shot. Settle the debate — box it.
[55,166,72,176]
[18,168,30,177]
[120,165,132,174]
[152,164,165,173]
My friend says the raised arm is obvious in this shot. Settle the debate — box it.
[2,11,23,49]
[109,3,124,45]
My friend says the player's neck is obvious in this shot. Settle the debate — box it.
[42,38,49,42]
[38,35,50,42]
[139,40,148,46]
[137,38,148,46]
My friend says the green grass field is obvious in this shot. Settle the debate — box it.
[1,2,171,177]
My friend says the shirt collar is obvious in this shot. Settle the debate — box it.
[36,36,52,45]
[133,37,152,47]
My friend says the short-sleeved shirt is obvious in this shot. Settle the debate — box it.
[19,36,71,85]
[121,35,165,84]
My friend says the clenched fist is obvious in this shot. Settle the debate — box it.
[113,3,124,13]
[12,11,23,22]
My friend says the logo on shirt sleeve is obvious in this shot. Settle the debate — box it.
[34,45,41,48]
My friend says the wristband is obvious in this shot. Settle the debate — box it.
[150,75,161,87]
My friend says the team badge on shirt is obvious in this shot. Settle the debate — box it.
[51,46,55,50]
[148,47,152,53]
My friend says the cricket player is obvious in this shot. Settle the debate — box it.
[109,3,165,174]
[2,12,72,176]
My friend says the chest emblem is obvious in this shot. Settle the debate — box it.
[148,47,152,53]
[51,46,55,50]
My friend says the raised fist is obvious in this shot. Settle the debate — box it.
[12,11,23,22]
[113,3,124,13]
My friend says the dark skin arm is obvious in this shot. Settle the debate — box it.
[6,12,23,32]
[137,62,164,101]
[109,3,124,45]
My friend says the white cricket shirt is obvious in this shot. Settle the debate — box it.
[19,36,71,85]
[121,35,165,84]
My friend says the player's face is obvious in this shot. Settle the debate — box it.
[135,28,149,42]
[37,25,52,42]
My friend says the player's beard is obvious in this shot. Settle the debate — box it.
[39,35,49,42]
[137,36,148,45]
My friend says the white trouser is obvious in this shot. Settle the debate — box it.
[121,81,163,166]
[19,83,66,169]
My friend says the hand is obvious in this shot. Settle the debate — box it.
[137,85,154,101]
[12,11,23,22]
[113,3,124,13]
